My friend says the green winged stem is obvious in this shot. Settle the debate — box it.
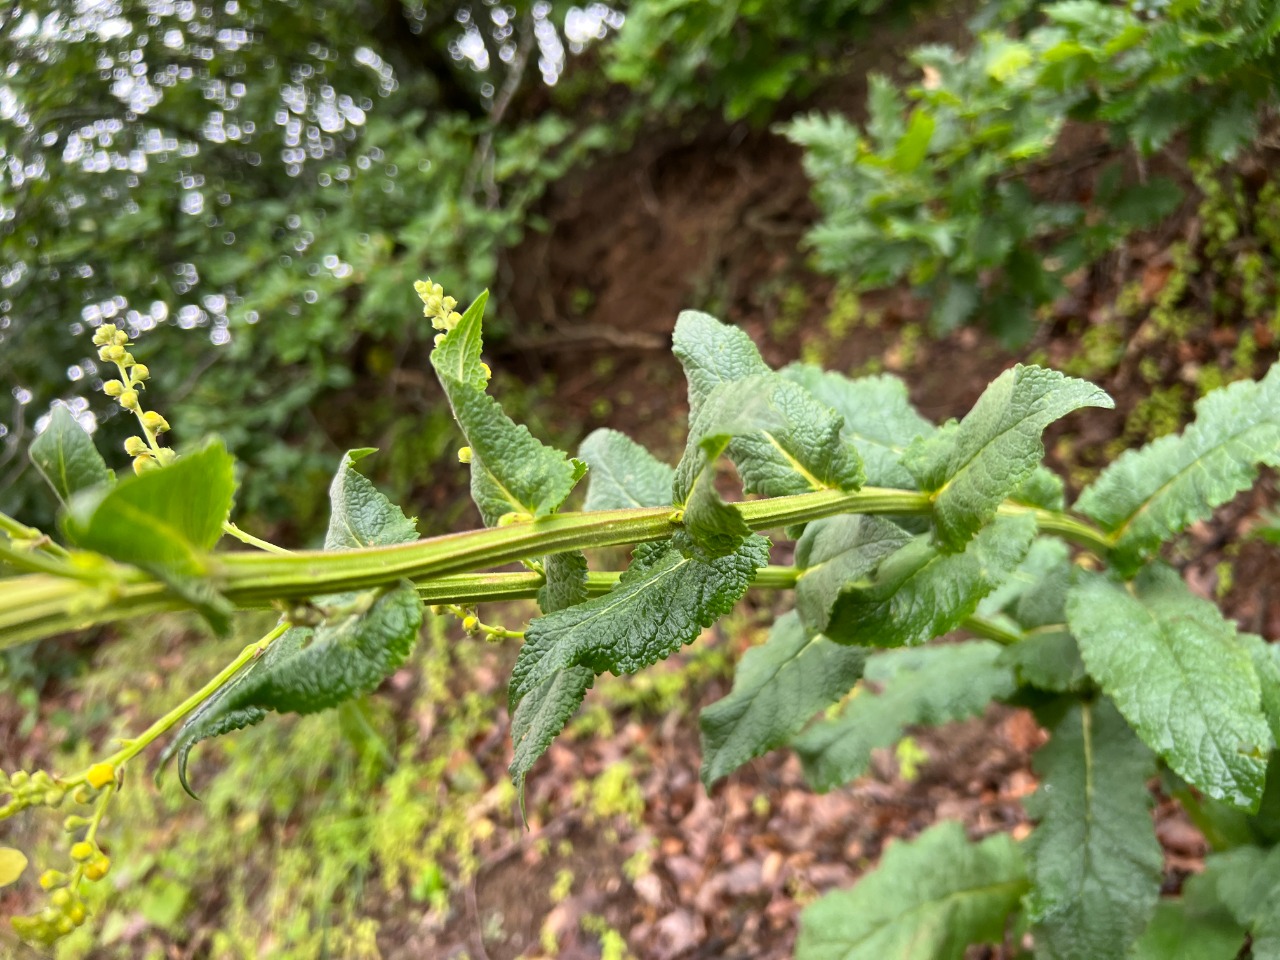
[0,486,1121,649]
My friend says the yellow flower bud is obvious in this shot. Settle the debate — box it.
[457,446,472,464]
[84,857,109,881]
[50,888,71,908]
[43,788,64,807]
[462,615,479,633]
[92,324,117,345]
[479,363,491,380]
[111,330,128,346]
[133,455,158,475]
[156,447,177,465]
[72,787,90,804]
[141,411,169,433]
[39,870,68,890]
[85,762,115,790]
[129,364,150,382]
[118,389,139,411]
[63,816,88,832]
[55,915,75,936]
[69,842,93,862]
[124,436,149,457]
[103,380,124,397]
[97,345,114,362]
[104,345,125,362]
[67,901,86,925]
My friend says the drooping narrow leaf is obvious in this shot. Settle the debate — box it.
[28,403,113,505]
[780,365,935,489]
[792,642,1016,792]
[1076,362,1280,570]
[825,512,1036,647]
[1023,699,1162,960]
[699,611,867,787]
[796,820,1026,960]
[793,514,913,634]
[902,365,1111,550]
[161,450,424,792]
[578,428,674,511]
[161,581,423,795]
[509,534,770,708]
[431,291,584,525]
[325,449,419,549]
[509,665,595,798]
[1067,565,1272,809]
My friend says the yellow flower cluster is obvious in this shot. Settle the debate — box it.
[415,277,464,348]
[93,323,175,474]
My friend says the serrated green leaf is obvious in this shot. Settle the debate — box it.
[699,611,867,787]
[28,403,113,505]
[893,107,934,173]
[1076,363,1280,570]
[793,515,913,634]
[1024,699,1162,960]
[325,449,418,550]
[1010,465,1066,511]
[1067,566,1272,809]
[537,550,589,615]
[673,373,863,556]
[509,535,769,708]
[431,292,583,526]
[825,512,1036,647]
[792,642,1016,792]
[578,428,674,511]
[999,630,1087,693]
[796,820,1026,960]
[902,365,1111,550]
[161,582,423,795]
[509,665,595,797]
[780,365,934,489]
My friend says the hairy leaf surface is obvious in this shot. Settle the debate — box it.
[699,611,867,787]
[1077,363,1280,570]
[325,449,418,549]
[578,428,674,510]
[793,642,1015,791]
[509,534,770,707]
[902,365,1111,549]
[28,403,113,505]
[825,512,1036,647]
[1202,846,1280,959]
[673,374,863,555]
[509,665,595,798]
[431,292,583,525]
[1067,566,1272,809]
[1024,699,1162,960]
[796,820,1026,960]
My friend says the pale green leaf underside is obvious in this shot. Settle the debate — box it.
[792,642,1015,792]
[1024,699,1162,960]
[1077,362,1280,570]
[509,535,770,708]
[794,514,913,635]
[578,428,674,511]
[780,364,935,489]
[903,364,1111,550]
[796,820,1026,960]
[1127,900,1245,960]
[825,512,1036,647]
[1067,566,1272,809]
[28,403,113,506]
[699,611,867,787]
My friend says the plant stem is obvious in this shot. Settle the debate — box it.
[222,521,292,555]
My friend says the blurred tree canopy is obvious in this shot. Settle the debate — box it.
[0,0,628,526]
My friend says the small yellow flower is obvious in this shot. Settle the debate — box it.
[85,762,115,790]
